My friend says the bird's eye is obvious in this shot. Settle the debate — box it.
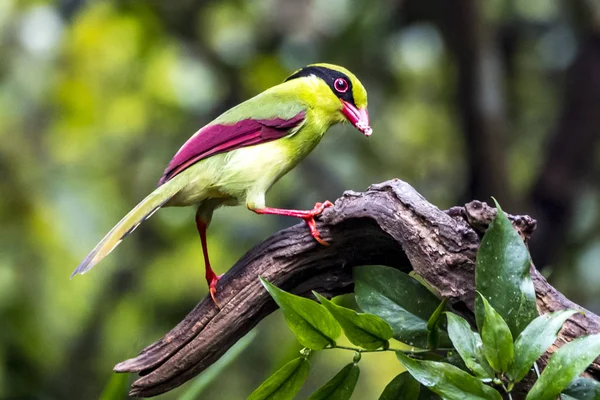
[334,78,349,93]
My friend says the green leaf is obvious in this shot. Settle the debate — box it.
[477,293,514,373]
[313,292,393,350]
[475,199,538,337]
[427,328,440,351]
[247,357,310,400]
[562,377,600,400]
[308,363,360,400]
[354,266,449,348]
[526,334,600,400]
[427,299,448,330]
[427,299,447,349]
[378,372,420,400]
[508,310,579,382]
[445,313,494,379]
[261,278,341,349]
[396,353,502,400]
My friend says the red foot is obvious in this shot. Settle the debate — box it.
[304,201,333,246]
[252,201,334,246]
[209,274,223,306]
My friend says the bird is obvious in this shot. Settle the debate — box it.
[71,63,371,304]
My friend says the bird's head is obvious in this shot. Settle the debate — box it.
[285,63,372,136]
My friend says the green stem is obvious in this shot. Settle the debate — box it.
[324,344,452,354]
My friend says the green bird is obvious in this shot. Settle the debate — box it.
[72,63,371,304]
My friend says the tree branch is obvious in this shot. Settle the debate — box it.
[114,179,600,397]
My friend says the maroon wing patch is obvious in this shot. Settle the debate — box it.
[158,111,306,185]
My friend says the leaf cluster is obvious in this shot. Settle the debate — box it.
[248,201,600,400]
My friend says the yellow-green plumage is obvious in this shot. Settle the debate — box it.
[72,63,369,279]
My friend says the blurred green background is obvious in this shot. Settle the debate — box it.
[1,0,599,398]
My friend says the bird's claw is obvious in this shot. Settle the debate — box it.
[303,200,333,246]
[305,217,330,246]
[209,274,223,308]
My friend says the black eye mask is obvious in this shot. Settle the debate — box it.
[285,66,355,106]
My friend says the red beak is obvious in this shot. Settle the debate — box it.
[341,100,372,136]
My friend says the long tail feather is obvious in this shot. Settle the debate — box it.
[71,179,184,278]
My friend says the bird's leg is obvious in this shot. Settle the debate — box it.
[195,210,221,305]
[251,201,333,245]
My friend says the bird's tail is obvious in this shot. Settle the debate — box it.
[71,178,185,278]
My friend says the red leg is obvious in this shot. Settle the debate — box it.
[195,212,221,305]
[251,201,333,245]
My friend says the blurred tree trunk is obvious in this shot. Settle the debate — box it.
[528,32,600,269]
[435,0,511,206]
[409,0,600,272]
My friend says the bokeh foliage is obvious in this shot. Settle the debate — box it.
[1,0,599,398]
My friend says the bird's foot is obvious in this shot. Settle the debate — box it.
[303,201,333,246]
[250,201,334,245]
[208,274,223,307]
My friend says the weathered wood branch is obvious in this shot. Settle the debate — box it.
[114,179,600,397]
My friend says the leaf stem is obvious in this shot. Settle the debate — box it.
[323,344,452,354]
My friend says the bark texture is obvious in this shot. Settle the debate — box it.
[113,179,600,397]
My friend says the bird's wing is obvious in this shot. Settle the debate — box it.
[158,110,306,185]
